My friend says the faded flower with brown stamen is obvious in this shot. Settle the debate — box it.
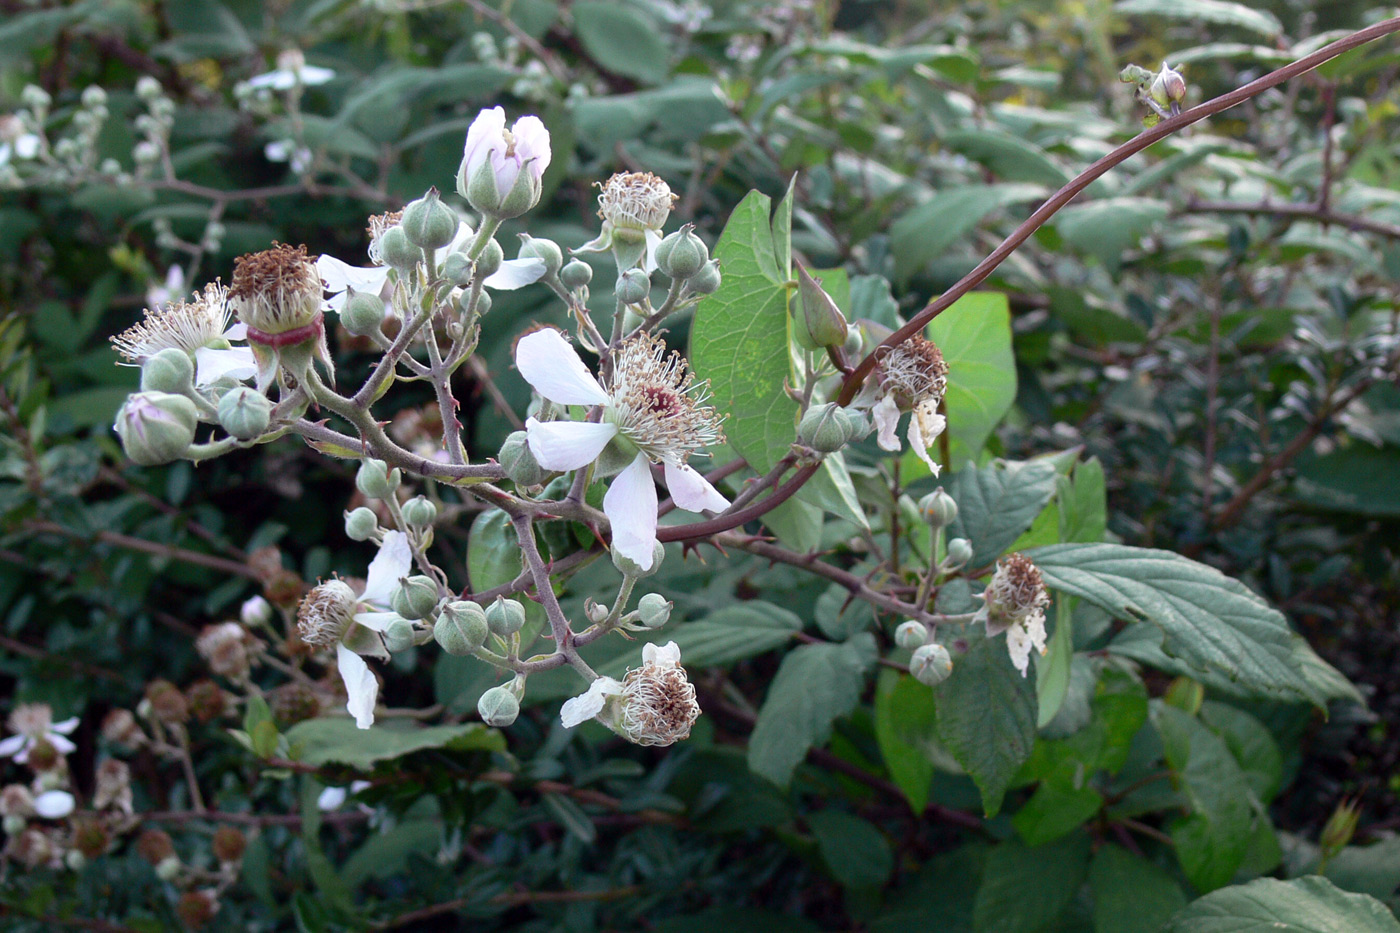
[975,552,1050,677]
[228,242,333,388]
[110,282,257,386]
[516,328,728,571]
[0,703,78,766]
[560,642,700,747]
[577,172,677,270]
[868,334,949,475]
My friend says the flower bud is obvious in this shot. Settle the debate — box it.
[615,268,650,305]
[340,289,386,337]
[637,593,672,628]
[474,289,493,316]
[842,409,869,443]
[457,108,549,220]
[217,386,271,440]
[918,487,958,530]
[155,855,182,881]
[139,347,195,393]
[1149,62,1186,106]
[401,496,437,528]
[377,225,420,271]
[687,259,722,295]
[434,601,489,655]
[655,225,709,280]
[345,507,380,542]
[485,597,525,637]
[115,391,199,465]
[843,325,863,359]
[586,601,610,623]
[175,890,216,929]
[442,251,474,287]
[517,234,562,278]
[1320,799,1361,860]
[137,829,175,866]
[401,188,458,250]
[186,679,230,723]
[390,575,439,621]
[477,685,520,726]
[895,620,927,651]
[794,264,848,350]
[797,403,850,454]
[240,595,272,627]
[559,259,592,290]
[211,826,246,864]
[500,430,548,485]
[612,540,665,578]
[382,616,417,653]
[145,679,189,724]
[355,458,401,500]
[101,709,143,747]
[82,85,107,109]
[910,643,953,686]
[945,538,973,569]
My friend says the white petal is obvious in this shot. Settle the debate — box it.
[362,530,412,606]
[50,717,80,735]
[34,790,75,820]
[247,71,297,90]
[560,676,622,728]
[642,641,681,668]
[515,329,607,405]
[317,254,389,296]
[352,611,399,633]
[643,228,663,274]
[525,418,618,471]
[317,786,348,810]
[224,322,248,341]
[0,735,28,758]
[14,134,40,160]
[663,461,729,513]
[872,394,901,452]
[462,107,506,175]
[337,644,378,729]
[47,734,76,755]
[511,115,552,181]
[195,346,257,386]
[908,403,946,476]
[484,257,546,290]
[299,65,336,85]
[1006,624,1033,677]
[604,453,659,572]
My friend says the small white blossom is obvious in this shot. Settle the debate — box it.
[246,50,335,91]
[109,281,257,386]
[0,704,79,765]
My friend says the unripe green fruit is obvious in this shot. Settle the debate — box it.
[401,496,437,528]
[637,593,672,628]
[140,348,194,393]
[356,458,401,500]
[655,225,709,280]
[910,643,953,686]
[485,597,525,637]
[797,403,850,453]
[474,290,493,316]
[687,259,722,295]
[945,537,973,569]
[401,188,459,250]
[477,686,519,727]
[442,251,474,286]
[500,431,547,485]
[895,620,927,651]
[217,386,271,440]
[615,268,650,305]
[517,234,562,277]
[612,541,665,578]
[918,487,958,530]
[842,325,863,358]
[434,601,489,655]
[477,238,503,277]
[559,259,593,290]
[115,392,198,466]
[341,290,386,337]
[378,225,421,271]
[383,617,417,654]
[345,507,379,542]
[391,575,439,621]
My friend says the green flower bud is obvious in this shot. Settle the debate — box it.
[795,263,848,350]
[382,616,417,653]
[797,403,850,454]
[3,815,25,836]
[377,225,421,272]
[477,685,519,726]
[895,620,927,651]
[615,268,650,305]
[391,575,439,621]
[910,643,953,686]
[612,541,665,578]
[476,238,503,278]
[500,430,548,485]
[65,850,86,872]
[340,289,386,337]
[843,409,869,442]
[435,601,489,655]
[586,601,610,623]
[401,496,437,528]
[918,487,958,531]
[344,507,379,542]
[517,234,562,278]
[155,855,182,881]
[559,259,593,290]
[842,325,863,359]
[1320,799,1361,860]
[115,392,199,466]
[355,459,401,500]
[401,188,459,250]
[637,593,672,628]
[945,537,973,570]
[139,347,194,393]
[485,597,526,637]
[217,386,271,440]
[655,225,709,280]
[687,259,722,295]
[82,85,107,109]
[474,289,493,316]
[442,251,474,287]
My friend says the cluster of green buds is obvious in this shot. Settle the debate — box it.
[895,619,954,687]
[1120,61,1187,127]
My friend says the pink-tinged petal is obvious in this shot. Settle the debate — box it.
[525,418,618,471]
[872,394,901,452]
[352,610,399,633]
[47,734,76,755]
[604,453,659,572]
[337,644,378,729]
[195,346,257,386]
[642,641,681,668]
[224,322,248,341]
[463,106,506,171]
[511,115,552,181]
[515,329,607,405]
[0,735,28,758]
[663,460,729,513]
[362,530,412,606]
[492,148,520,197]
[50,717,80,735]
[34,790,75,820]
[560,676,623,728]
[484,258,546,290]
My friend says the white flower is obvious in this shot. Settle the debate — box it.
[455,107,551,218]
[146,266,184,309]
[317,779,371,811]
[265,140,313,173]
[0,114,39,165]
[109,282,258,386]
[0,704,78,765]
[868,334,949,475]
[296,531,413,729]
[516,328,728,571]
[33,789,75,820]
[246,49,335,91]
[240,595,272,627]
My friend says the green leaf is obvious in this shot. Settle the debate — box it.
[763,495,824,553]
[1059,458,1107,544]
[467,508,519,592]
[1036,594,1075,727]
[1163,876,1400,933]
[1292,444,1400,517]
[926,292,1018,469]
[1088,844,1187,933]
[1012,777,1103,846]
[1055,197,1169,271]
[891,184,1044,281]
[285,719,504,770]
[944,129,1070,186]
[572,1,669,85]
[674,601,803,668]
[973,833,1092,933]
[875,669,936,813]
[871,845,984,933]
[935,634,1037,817]
[542,792,598,844]
[1030,543,1322,705]
[809,810,894,889]
[748,635,877,787]
[796,452,870,530]
[948,458,1059,569]
[656,908,820,933]
[1114,0,1282,36]
[1200,702,1283,802]
[691,190,796,473]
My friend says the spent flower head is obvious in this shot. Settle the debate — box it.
[0,704,79,766]
[577,172,677,270]
[975,553,1050,677]
[560,642,699,746]
[868,334,950,475]
[110,282,257,386]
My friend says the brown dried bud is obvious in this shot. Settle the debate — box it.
[72,818,112,858]
[136,828,175,865]
[7,828,55,869]
[211,825,247,863]
[176,890,218,930]
[875,335,949,410]
[266,571,306,610]
[184,680,230,723]
[145,680,189,725]
[93,759,133,815]
[247,546,285,584]
[101,709,144,747]
[196,622,253,680]
[24,738,59,774]
[228,243,323,336]
[0,784,34,817]
[268,682,322,726]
